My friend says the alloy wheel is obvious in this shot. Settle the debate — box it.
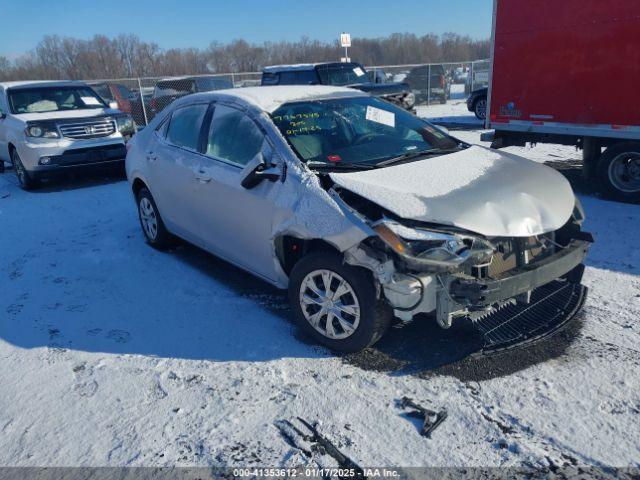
[139,197,158,240]
[298,269,360,340]
[11,151,27,186]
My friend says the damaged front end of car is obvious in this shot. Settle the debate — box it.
[334,188,593,332]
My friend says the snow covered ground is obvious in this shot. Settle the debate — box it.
[0,106,639,472]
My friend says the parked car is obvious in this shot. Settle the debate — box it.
[148,76,233,120]
[0,80,135,189]
[126,85,591,352]
[404,64,450,104]
[88,81,147,127]
[465,64,490,95]
[467,87,488,120]
[366,68,390,84]
[261,62,416,112]
[453,67,469,84]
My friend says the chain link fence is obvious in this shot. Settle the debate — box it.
[85,60,489,128]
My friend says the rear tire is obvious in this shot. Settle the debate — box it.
[597,142,640,202]
[10,149,37,190]
[288,252,392,353]
[136,187,173,249]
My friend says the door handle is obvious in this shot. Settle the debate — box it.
[146,151,157,161]
[194,170,212,183]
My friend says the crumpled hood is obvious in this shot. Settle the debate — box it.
[329,145,576,237]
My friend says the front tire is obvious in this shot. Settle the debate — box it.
[597,142,640,202]
[10,149,37,190]
[474,97,487,120]
[136,187,173,249]
[288,252,392,353]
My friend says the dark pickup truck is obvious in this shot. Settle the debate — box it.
[261,62,416,112]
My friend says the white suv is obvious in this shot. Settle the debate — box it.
[0,80,135,189]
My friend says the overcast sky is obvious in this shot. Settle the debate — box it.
[0,0,493,58]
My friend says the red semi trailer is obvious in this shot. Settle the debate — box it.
[485,0,640,201]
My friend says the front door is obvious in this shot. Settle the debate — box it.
[193,103,286,282]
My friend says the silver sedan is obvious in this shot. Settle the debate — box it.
[126,85,591,352]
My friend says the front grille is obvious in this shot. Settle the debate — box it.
[59,119,116,139]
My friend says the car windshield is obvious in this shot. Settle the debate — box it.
[271,96,460,168]
[8,86,107,114]
[317,64,369,86]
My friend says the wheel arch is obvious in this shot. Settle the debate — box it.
[131,176,149,198]
[274,235,342,277]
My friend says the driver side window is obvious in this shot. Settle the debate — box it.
[206,105,264,166]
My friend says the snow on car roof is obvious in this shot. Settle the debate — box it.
[0,80,87,90]
[263,63,320,73]
[211,85,366,113]
[263,62,359,73]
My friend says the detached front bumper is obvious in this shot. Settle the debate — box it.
[382,237,592,326]
[450,239,591,306]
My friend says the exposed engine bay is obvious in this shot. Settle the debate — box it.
[328,183,592,329]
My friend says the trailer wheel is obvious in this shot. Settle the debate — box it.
[597,142,640,202]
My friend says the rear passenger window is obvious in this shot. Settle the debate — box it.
[166,104,208,151]
[206,105,264,166]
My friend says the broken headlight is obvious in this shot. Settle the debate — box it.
[373,220,494,271]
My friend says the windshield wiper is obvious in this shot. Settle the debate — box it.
[376,147,462,168]
[306,161,376,171]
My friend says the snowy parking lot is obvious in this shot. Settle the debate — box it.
[0,98,639,471]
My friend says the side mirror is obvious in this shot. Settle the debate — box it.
[240,153,283,189]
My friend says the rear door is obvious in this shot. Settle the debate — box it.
[193,103,286,281]
[146,103,210,242]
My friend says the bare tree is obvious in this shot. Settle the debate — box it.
[0,33,490,81]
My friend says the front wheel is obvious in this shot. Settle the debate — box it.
[597,142,640,202]
[10,149,37,190]
[474,97,487,120]
[288,252,391,353]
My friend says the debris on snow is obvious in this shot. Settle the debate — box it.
[275,418,364,475]
[397,397,448,438]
